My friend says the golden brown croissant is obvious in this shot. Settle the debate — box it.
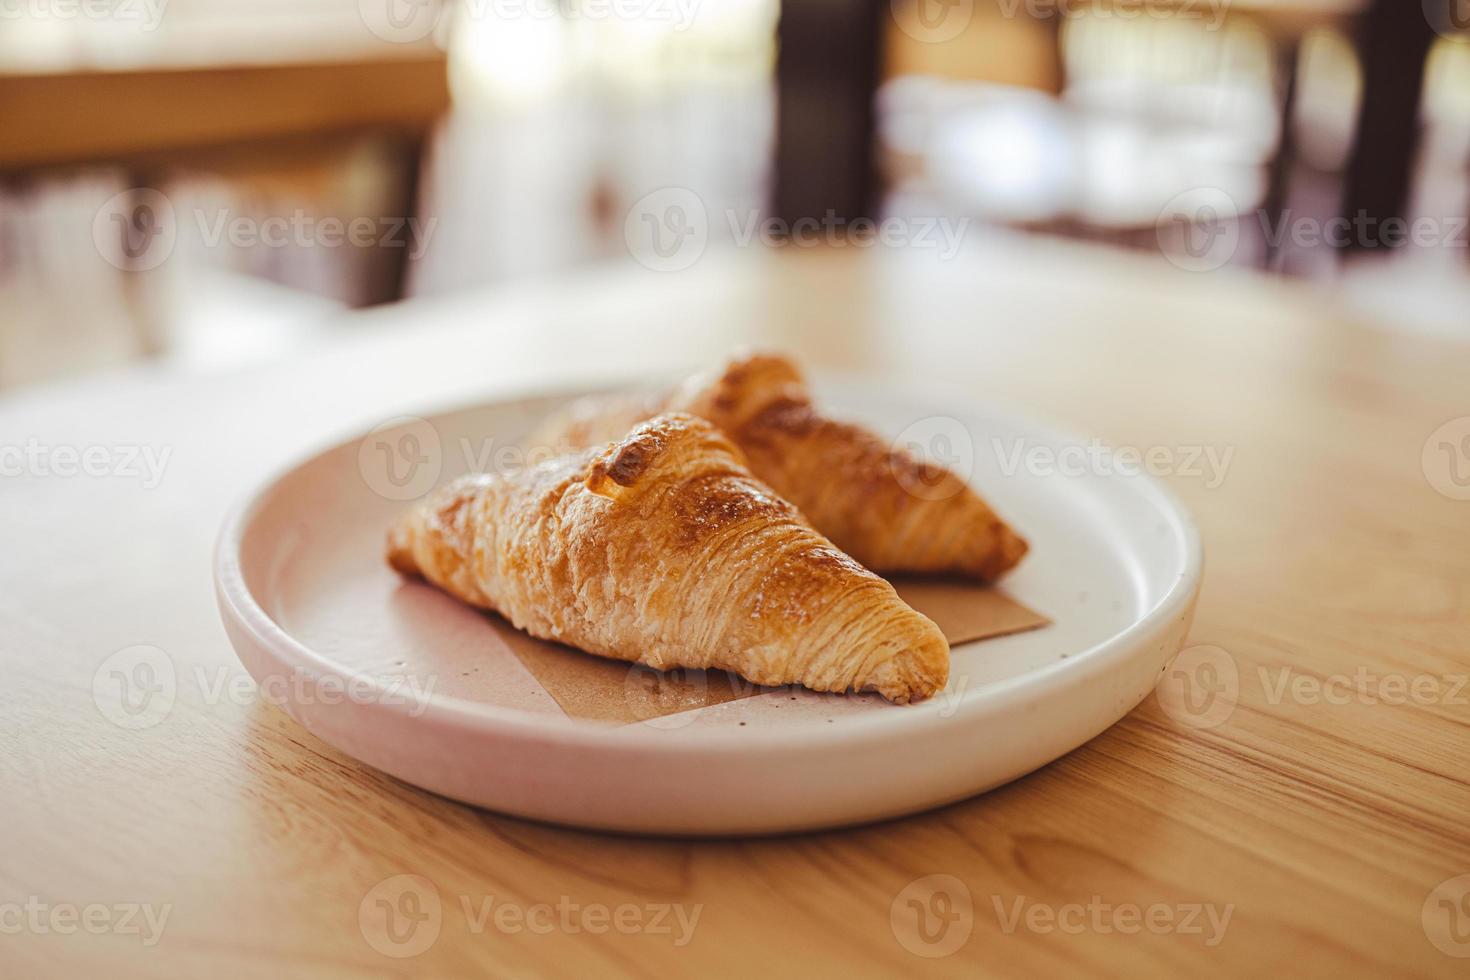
[387,413,949,703]
[539,354,1028,580]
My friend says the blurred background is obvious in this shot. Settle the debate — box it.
[1,0,1466,390]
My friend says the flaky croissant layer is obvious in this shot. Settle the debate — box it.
[539,352,1028,580]
[388,413,949,703]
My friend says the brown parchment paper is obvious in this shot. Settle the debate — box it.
[476,579,1049,724]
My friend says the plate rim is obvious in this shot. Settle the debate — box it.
[214,376,1203,755]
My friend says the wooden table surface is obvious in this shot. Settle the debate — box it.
[2,240,1467,977]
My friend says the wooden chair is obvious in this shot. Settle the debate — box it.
[0,53,450,302]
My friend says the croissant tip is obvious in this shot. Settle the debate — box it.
[990,527,1030,578]
[723,348,799,369]
[385,522,420,578]
[865,630,950,704]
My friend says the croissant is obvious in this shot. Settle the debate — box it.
[539,354,1028,580]
[387,413,949,703]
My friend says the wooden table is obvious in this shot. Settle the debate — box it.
[2,241,1467,977]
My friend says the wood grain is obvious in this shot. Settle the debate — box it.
[0,240,1466,977]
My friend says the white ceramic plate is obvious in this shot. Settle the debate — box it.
[215,377,1201,835]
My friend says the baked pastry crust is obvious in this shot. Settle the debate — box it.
[388,413,949,703]
[539,353,1028,580]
